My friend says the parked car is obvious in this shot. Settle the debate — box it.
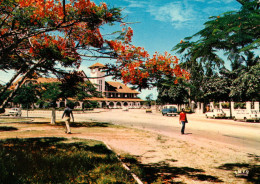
[234,110,259,122]
[162,105,178,116]
[146,109,152,113]
[205,109,226,119]
[7,108,22,116]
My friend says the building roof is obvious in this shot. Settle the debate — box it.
[10,77,60,90]
[32,78,60,83]
[85,97,144,102]
[105,81,140,94]
[89,62,106,69]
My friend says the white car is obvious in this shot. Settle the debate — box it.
[7,108,22,116]
[234,110,259,122]
[205,109,226,119]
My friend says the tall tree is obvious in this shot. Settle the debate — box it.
[229,61,260,101]
[0,0,188,112]
[157,77,190,105]
[172,0,259,103]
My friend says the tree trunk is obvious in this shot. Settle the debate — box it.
[0,72,29,109]
[229,101,232,119]
[51,108,56,124]
[0,67,23,96]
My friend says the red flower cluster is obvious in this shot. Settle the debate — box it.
[29,34,81,68]
[106,27,190,86]
[1,0,190,88]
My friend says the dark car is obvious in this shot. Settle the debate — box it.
[162,105,178,116]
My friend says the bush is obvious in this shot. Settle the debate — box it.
[83,101,99,109]
[221,102,230,109]
[66,100,75,109]
[234,102,246,109]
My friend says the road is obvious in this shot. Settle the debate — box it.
[80,109,260,154]
[27,109,260,154]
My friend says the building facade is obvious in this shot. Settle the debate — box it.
[87,63,144,109]
[9,63,144,109]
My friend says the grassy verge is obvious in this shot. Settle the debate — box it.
[0,137,136,183]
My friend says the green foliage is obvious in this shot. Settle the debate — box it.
[36,82,62,108]
[83,101,99,109]
[10,75,102,109]
[221,102,230,109]
[157,77,189,105]
[13,83,38,108]
[0,88,10,105]
[230,61,260,101]
[59,73,101,110]
[172,0,259,103]
[202,75,230,102]
[0,0,123,108]
[66,100,75,109]
[234,102,246,109]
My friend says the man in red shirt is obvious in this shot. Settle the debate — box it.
[179,108,188,134]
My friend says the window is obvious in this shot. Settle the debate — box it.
[99,80,102,91]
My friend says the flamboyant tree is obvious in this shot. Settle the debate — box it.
[0,0,189,112]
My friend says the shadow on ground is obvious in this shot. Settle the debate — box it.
[0,137,134,183]
[55,121,112,127]
[121,156,223,183]
[218,158,260,183]
[0,126,18,131]
[16,121,113,127]
[0,117,113,128]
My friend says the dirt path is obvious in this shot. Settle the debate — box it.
[1,112,259,183]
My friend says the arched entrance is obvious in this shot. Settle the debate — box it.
[102,102,107,108]
[116,102,122,108]
[109,102,114,108]
[123,102,128,107]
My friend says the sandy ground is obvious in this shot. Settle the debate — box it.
[1,109,260,184]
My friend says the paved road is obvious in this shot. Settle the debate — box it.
[79,109,260,154]
[26,109,260,154]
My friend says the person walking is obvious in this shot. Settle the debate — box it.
[62,105,74,134]
[179,108,188,134]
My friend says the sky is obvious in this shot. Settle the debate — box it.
[0,0,242,100]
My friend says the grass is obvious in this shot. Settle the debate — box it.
[0,117,33,123]
[0,137,136,184]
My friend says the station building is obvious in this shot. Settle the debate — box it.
[86,63,144,109]
[10,63,144,109]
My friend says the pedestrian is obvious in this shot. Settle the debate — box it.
[179,108,188,134]
[62,105,74,134]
